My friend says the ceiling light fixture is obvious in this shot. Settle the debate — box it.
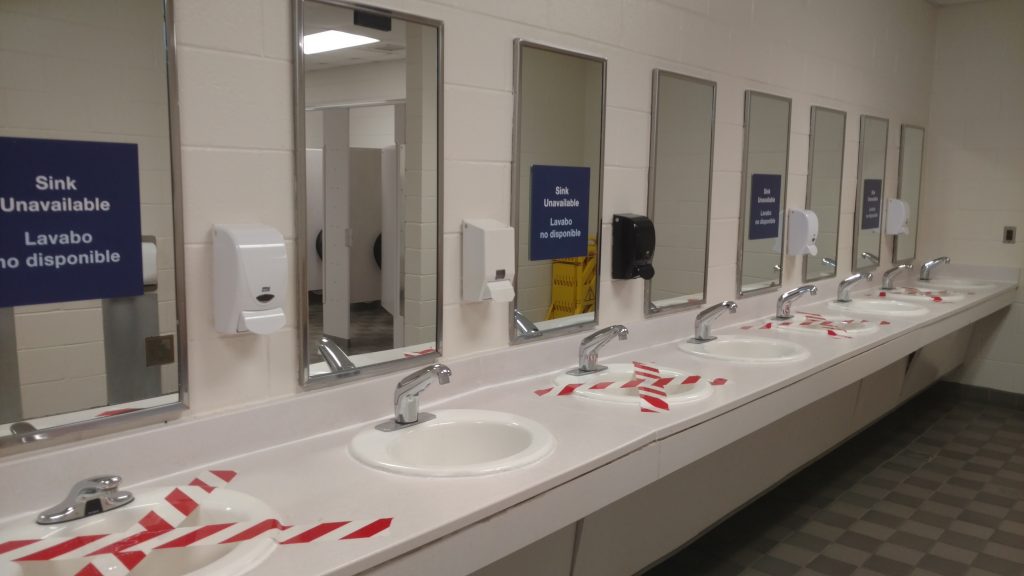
[303,30,379,54]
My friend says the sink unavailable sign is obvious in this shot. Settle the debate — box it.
[0,137,143,307]
[529,164,590,261]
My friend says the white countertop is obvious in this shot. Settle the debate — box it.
[0,269,1018,576]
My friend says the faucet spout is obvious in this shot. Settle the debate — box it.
[919,256,951,281]
[776,285,818,319]
[513,308,542,338]
[881,264,914,290]
[860,251,879,265]
[318,337,357,373]
[569,325,629,375]
[391,363,452,427]
[691,301,737,343]
[837,272,873,302]
[37,475,134,525]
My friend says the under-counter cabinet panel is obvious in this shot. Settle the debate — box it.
[572,385,860,576]
[852,358,907,429]
[902,326,974,399]
[469,524,576,576]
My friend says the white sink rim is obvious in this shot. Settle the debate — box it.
[677,336,811,364]
[771,316,880,337]
[916,278,994,291]
[0,487,277,576]
[881,287,967,303]
[552,363,712,405]
[349,409,555,477]
[828,298,929,317]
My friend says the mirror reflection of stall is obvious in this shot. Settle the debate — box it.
[738,91,791,296]
[510,41,606,342]
[0,0,185,449]
[803,106,846,281]
[854,115,889,271]
[645,71,714,315]
[296,0,442,385]
[894,125,924,264]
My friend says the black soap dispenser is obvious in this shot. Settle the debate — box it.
[611,214,655,280]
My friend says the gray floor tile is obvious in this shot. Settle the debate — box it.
[805,555,857,576]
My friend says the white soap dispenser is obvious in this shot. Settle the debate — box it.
[462,219,516,303]
[885,198,910,235]
[786,209,819,256]
[213,224,288,335]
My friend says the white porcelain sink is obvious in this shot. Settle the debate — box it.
[349,409,555,477]
[772,315,880,337]
[917,278,993,291]
[0,488,277,576]
[552,363,712,405]
[828,298,928,317]
[880,287,966,303]
[678,336,810,363]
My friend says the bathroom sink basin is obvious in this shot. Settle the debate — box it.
[349,409,555,477]
[916,278,993,291]
[880,287,966,303]
[772,315,880,337]
[552,363,712,405]
[828,298,928,317]
[0,487,277,576]
[678,336,810,364]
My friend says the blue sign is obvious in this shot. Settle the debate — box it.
[749,173,781,240]
[0,137,143,307]
[529,165,590,261]
[861,179,882,230]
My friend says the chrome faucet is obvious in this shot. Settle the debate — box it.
[837,272,873,302]
[379,363,452,431]
[860,251,879,265]
[513,308,542,339]
[37,475,134,525]
[568,325,628,376]
[881,264,914,290]
[919,256,951,281]
[776,285,818,320]
[691,301,737,343]
[318,337,356,373]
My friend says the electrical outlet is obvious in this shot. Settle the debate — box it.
[1004,226,1016,244]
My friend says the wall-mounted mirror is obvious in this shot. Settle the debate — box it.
[854,115,888,271]
[803,106,846,281]
[296,0,442,386]
[646,71,714,315]
[0,0,185,449]
[894,125,924,264]
[738,91,791,296]
[511,41,605,342]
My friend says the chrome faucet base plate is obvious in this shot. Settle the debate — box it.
[686,336,716,344]
[567,364,608,376]
[376,412,436,432]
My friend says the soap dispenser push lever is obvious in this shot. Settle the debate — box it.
[569,325,629,376]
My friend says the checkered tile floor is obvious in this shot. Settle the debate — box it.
[645,385,1024,576]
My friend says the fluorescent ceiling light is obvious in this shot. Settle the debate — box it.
[303,30,378,54]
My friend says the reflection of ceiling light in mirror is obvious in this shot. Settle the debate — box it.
[303,30,378,54]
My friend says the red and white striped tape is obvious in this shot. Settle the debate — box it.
[6,518,392,567]
[533,363,726,413]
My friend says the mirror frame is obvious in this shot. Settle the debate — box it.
[853,115,889,273]
[509,39,607,344]
[802,105,846,283]
[644,69,715,317]
[893,124,924,265]
[1,0,188,452]
[293,0,445,389]
[737,90,791,297]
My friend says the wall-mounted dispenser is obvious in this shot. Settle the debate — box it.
[612,214,655,280]
[786,209,819,256]
[885,198,910,235]
[462,219,516,303]
[213,224,288,335]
